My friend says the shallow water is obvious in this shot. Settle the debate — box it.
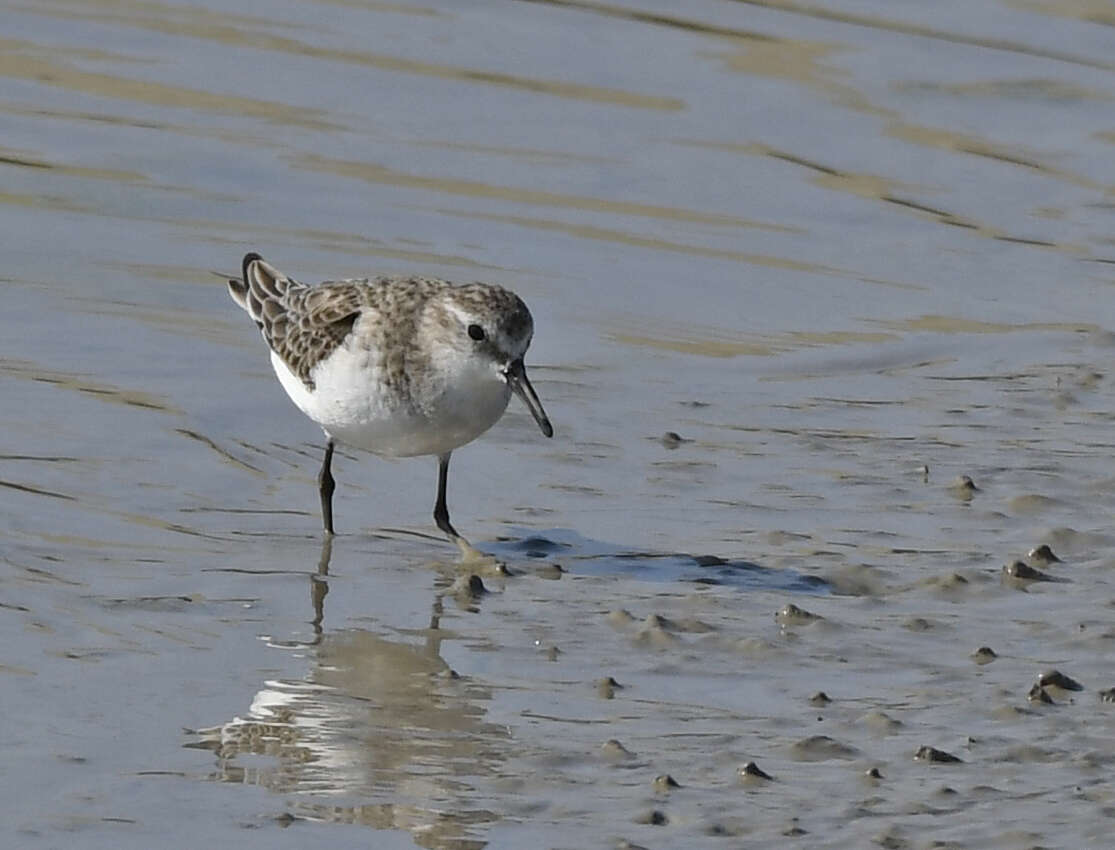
[3,0,1115,847]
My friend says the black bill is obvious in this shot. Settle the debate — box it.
[504,359,553,438]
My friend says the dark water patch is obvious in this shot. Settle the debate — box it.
[993,234,1059,248]
[488,529,829,592]
[199,567,309,576]
[180,506,309,516]
[519,0,780,44]
[495,533,571,558]
[0,478,77,501]
[0,358,176,412]
[17,564,85,587]
[122,517,229,543]
[724,0,1115,72]
[174,428,264,475]
[0,154,53,170]
[88,594,204,613]
[0,454,80,462]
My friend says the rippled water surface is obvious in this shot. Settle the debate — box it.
[4,1,1115,847]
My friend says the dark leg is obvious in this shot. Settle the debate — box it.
[318,440,336,535]
[433,452,461,543]
[435,453,489,561]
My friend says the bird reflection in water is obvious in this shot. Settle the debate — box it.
[187,538,507,850]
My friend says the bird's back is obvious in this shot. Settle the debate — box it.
[230,254,451,395]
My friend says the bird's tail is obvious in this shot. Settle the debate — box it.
[227,253,303,326]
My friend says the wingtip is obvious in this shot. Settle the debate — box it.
[242,252,264,285]
[227,276,248,309]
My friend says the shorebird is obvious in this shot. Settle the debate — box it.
[228,253,552,554]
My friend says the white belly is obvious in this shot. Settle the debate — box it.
[270,349,511,458]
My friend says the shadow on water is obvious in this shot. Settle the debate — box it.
[185,538,504,850]
[488,528,830,593]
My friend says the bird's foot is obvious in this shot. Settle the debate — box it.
[454,538,511,577]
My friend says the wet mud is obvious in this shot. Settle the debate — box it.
[4,0,1115,848]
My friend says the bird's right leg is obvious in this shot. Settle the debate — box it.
[318,440,336,535]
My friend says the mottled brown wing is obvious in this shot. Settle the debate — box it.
[271,284,365,388]
[233,254,364,390]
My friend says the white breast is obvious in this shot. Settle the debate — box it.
[270,346,511,458]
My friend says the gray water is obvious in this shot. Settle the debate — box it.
[3,1,1115,847]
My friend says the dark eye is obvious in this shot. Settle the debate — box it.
[467,324,486,341]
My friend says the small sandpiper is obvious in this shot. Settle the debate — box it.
[228,253,553,554]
